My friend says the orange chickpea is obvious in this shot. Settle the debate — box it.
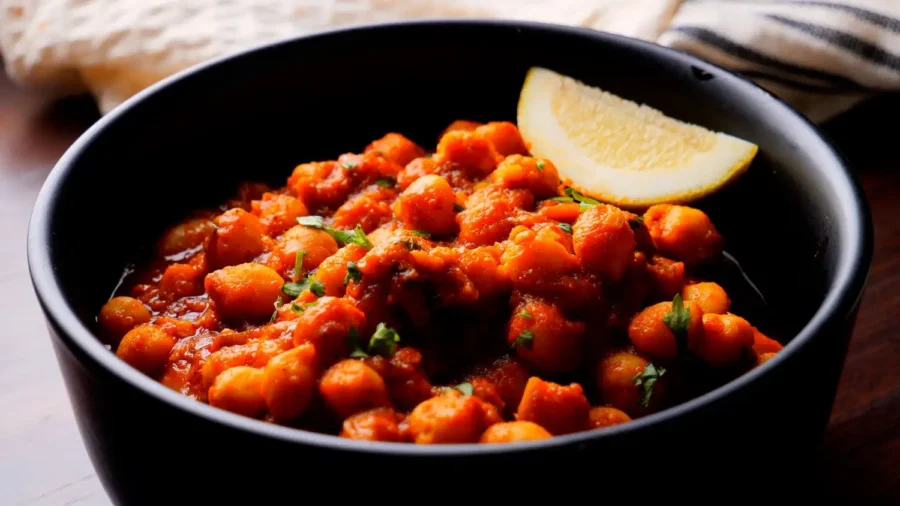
[206,208,267,269]
[752,327,784,355]
[319,359,393,419]
[628,299,704,361]
[205,263,284,321]
[271,224,339,274]
[332,188,395,234]
[434,130,502,175]
[515,377,590,435]
[313,244,368,296]
[457,185,533,246]
[695,313,755,367]
[595,350,663,416]
[500,226,579,288]
[643,204,723,264]
[480,421,552,443]
[116,324,176,377]
[393,174,458,236]
[508,298,586,374]
[364,133,425,166]
[340,408,407,442]
[292,296,366,365]
[98,296,151,344]
[397,157,437,190]
[474,121,529,157]
[156,217,216,258]
[251,192,309,237]
[408,392,502,444]
[490,155,559,198]
[682,282,731,314]
[589,407,632,429]
[260,343,318,422]
[440,119,482,136]
[207,366,266,418]
[573,204,635,281]
[159,263,204,300]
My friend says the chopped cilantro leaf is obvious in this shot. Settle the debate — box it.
[558,223,573,234]
[281,282,303,298]
[270,296,283,323]
[282,275,325,298]
[369,322,401,358]
[662,293,691,347]
[514,330,535,350]
[411,230,431,238]
[376,177,396,188]
[536,160,546,171]
[294,250,307,281]
[517,310,533,319]
[564,187,601,206]
[297,215,325,229]
[341,162,358,171]
[344,261,362,285]
[549,196,575,203]
[328,225,373,250]
[633,362,666,407]
[628,216,645,229]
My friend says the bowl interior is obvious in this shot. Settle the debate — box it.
[38,21,860,422]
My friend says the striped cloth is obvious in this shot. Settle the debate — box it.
[1,0,898,121]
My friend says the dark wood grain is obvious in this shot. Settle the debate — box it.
[0,71,897,504]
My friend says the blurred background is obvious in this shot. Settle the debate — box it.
[2,1,899,504]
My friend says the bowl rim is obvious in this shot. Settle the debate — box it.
[27,18,873,456]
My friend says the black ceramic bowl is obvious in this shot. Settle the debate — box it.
[29,20,871,502]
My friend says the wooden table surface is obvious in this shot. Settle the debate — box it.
[1,71,898,504]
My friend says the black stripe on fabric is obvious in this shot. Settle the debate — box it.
[684,0,900,34]
[736,69,863,94]
[766,14,900,71]
[667,26,866,89]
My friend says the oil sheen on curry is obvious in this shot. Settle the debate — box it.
[97,120,783,444]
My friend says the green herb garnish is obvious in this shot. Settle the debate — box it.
[344,261,362,285]
[411,230,431,238]
[294,250,307,280]
[347,327,369,358]
[369,322,401,358]
[375,177,396,188]
[270,296,283,323]
[341,162,357,171]
[549,196,575,203]
[662,293,691,346]
[558,223,572,234]
[634,362,666,407]
[517,310,533,319]
[453,203,465,212]
[628,216,645,229]
[297,215,325,229]
[514,330,535,350]
[329,224,374,250]
[400,239,421,251]
[282,275,325,298]
[536,160,546,171]
[454,382,474,396]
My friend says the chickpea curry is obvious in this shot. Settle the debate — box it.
[98,120,783,444]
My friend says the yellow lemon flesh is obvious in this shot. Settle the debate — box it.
[517,67,758,209]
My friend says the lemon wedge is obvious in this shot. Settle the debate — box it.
[517,67,758,208]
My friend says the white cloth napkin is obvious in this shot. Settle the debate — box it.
[2,0,898,121]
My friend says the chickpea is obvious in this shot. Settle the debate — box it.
[116,324,176,377]
[457,185,533,246]
[319,359,392,419]
[206,208,267,268]
[589,407,632,429]
[682,282,731,314]
[292,296,366,365]
[260,343,318,422]
[397,157,437,190]
[408,392,501,444]
[207,366,266,418]
[628,300,704,361]
[251,192,309,237]
[456,246,510,300]
[480,421,552,443]
[515,377,590,435]
[508,297,586,374]
[364,133,426,166]
[340,408,407,442]
[474,121,529,157]
[313,244,368,296]
[751,327,783,355]
[472,356,530,415]
[393,175,458,237]
[573,204,635,281]
[595,350,663,416]
[434,130,502,175]
[156,217,216,258]
[98,296,151,344]
[332,189,394,234]
[490,155,559,198]
[695,313,755,367]
[643,205,723,264]
[159,263,203,300]
[500,226,579,288]
[440,119,482,136]
[205,263,284,322]
[271,224,339,275]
